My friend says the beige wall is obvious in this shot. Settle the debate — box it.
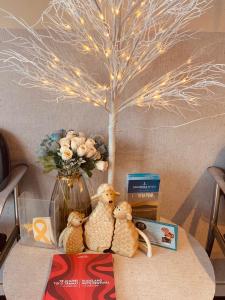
[0,1,224,258]
[0,0,48,26]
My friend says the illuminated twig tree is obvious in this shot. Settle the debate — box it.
[0,0,224,185]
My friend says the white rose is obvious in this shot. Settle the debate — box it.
[86,145,97,158]
[60,145,70,154]
[71,139,79,152]
[66,131,76,139]
[93,151,101,160]
[77,144,87,157]
[59,137,70,147]
[67,130,76,135]
[71,136,86,147]
[85,138,96,148]
[96,161,108,171]
[61,148,73,160]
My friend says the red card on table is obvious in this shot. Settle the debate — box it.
[43,253,116,300]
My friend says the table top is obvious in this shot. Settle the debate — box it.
[3,225,215,300]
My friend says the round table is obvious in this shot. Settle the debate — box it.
[3,225,215,300]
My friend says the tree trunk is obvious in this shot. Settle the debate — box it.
[108,104,116,185]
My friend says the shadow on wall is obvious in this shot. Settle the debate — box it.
[172,147,225,239]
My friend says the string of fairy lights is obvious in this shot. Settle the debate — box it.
[0,0,224,119]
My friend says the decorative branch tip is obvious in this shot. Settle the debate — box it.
[0,0,223,116]
[0,0,224,185]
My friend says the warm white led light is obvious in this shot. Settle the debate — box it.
[0,0,224,184]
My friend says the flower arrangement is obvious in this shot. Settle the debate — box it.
[38,129,108,177]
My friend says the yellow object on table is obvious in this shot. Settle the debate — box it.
[24,217,55,245]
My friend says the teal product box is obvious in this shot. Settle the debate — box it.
[127,173,160,220]
[133,217,178,251]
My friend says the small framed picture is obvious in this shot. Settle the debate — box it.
[133,217,178,251]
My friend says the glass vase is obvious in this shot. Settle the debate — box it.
[51,172,92,233]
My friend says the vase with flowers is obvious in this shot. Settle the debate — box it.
[38,129,108,231]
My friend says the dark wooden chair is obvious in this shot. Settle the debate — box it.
[206,166,225,298]
[0,165,27,299]
[0,165,27,268]
[206,167,225,256]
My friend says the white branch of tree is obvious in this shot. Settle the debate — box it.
[0,0,224,184]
